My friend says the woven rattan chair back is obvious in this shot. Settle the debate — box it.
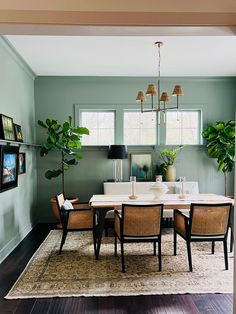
[122,204,162,237]
[190,203,231,236]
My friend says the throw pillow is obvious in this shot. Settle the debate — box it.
[62,199,74,210]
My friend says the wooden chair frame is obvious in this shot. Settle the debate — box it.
[56,193,96,255]
[114,203,163,273]
[173,202,232,271]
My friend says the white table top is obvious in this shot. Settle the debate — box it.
[90,194,234,210]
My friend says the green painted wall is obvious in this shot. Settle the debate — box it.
[0,38,37,263]
[35,76,235,222]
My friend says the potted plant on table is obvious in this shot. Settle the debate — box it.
[160,146,184,181]
[202,120,235,196]
[38,116,89,221]
[154,162,167,181]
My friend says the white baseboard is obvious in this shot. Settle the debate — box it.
[0,223,35,264]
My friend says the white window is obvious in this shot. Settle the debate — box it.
[80,111,115,145]
[124,111,156,145]
[166,110,200,145]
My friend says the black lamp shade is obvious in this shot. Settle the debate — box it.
[108,145,128,159]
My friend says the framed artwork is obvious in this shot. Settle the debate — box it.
[0,145,19,192]
[0,114,15,141]
[18,152,26,174]
[14,123,24,142]
[130,153,152,180]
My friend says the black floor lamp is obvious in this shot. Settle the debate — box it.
[108,145,128,182]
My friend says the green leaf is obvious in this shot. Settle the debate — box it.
[218,161,225,172]
[45,169,62,179]
[202,120,235,176]
[43,142,54,150]
[65,158,77,165]
[48,133,58,144]
[73,127,89,135]
[39,116,88,182]
[68,116,72,125]
[75,153,82,159]
[46,118,52,127]
[215,122,225,131]
[38,120,47,128]
[62,122,70,132]
[70,134,80,141]
[67,141,81,149]
[224,125,235,138]
[40,146,49,157]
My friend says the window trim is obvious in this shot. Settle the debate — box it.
[159,104,205,145]
[74,103,205,147]
[123,109,157,146]
[79,109,116,146]
[75,104,158,147]
[165,109,202,145]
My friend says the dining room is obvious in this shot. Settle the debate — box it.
[0,1,236,313]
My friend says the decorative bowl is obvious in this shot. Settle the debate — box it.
[149,182,169,199]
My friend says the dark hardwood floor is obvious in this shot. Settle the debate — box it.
[0,224,233,314]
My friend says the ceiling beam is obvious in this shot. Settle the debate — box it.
[0,11,236,28]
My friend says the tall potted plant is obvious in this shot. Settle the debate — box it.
[160,146,183,181]
[202,120,235,196]
[38,116,89,195]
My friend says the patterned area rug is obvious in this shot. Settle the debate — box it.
[5,230,233,298]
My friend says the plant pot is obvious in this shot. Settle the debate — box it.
[50,197,79,228]
[165,165,176,182]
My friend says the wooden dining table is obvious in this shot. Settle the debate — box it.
[89,193,234,260]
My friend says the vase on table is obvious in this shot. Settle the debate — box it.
[165,165,176,182]
[129,176,137,199]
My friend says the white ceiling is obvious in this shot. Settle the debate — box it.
[5,35,236,77]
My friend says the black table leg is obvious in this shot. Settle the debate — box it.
[230,205,234,252]
[94,207,113,260]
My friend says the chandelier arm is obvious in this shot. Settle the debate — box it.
[157,43,161,111]
[136,41,183,122]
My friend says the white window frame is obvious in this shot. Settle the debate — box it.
[75,104,158,147]
[75,105,116,146]
[123,110,157,146]
[164,109,202,145]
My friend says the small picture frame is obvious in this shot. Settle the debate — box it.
[18,152,26,174]
[130,153,152,180]
[14,123,23,142]
[0,114,15,141]
[0,145,19,192]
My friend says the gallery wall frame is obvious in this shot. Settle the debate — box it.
[130,153,152,180]
[0,114,15,141]
[0,145,19,192]
[14,124,23,142]
[18,152,26,174]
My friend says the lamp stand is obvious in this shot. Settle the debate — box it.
[113,159,123,182]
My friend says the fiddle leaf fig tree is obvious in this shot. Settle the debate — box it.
[202,120,235,196]
[38,116,89,195]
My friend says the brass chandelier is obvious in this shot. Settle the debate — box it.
[136,42,184,121]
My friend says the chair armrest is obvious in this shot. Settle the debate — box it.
[174,209,189,238]
[73,203,91,211]
[114,209,122,220]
